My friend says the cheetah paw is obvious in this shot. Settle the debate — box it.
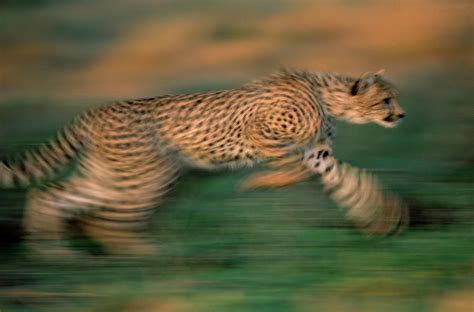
[304,145,335,175]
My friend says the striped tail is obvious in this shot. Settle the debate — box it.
[321,161,409,235]
[0,118,86,188]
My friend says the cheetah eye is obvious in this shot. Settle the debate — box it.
[383,98,391,105]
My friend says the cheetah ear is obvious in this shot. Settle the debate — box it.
[351,72,376,95]
[376,69,386,76]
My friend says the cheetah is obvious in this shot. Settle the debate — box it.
[0,69,408,257]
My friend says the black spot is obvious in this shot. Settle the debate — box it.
[325,165,334,173]
[307,153,315,159]
[322,151,329,158]
[351,79,360,96]
[314,161,320,168]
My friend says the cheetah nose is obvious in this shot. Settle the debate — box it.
[398,112,405,119]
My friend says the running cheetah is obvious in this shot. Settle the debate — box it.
[0,69,408,257]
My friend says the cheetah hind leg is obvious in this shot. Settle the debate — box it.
[80,221,158,258]
[24,183,161,259]
[78,163,181,258]
[23,159,180,259]
[23,185,89,260]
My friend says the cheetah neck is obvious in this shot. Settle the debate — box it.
[310,73,360,122]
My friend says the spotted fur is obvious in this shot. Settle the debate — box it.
[0,69,407,257]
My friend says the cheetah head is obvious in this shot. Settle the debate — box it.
[350,70,405,128]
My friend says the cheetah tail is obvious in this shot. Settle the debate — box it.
[0,117,86,188]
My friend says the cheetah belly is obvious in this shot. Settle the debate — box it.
[177,144,260,170]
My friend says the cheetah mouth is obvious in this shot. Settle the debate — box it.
[376,118,402,128]
[375,113,403,128]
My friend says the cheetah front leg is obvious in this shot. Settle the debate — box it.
[303,141,409,235]
[240,107,336,190]
[239,137,335,190]
[240,133,334,190]
[239,140,335,191]
[241,139,408,235]
[239,153,312,190]
[303,141,336,176]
